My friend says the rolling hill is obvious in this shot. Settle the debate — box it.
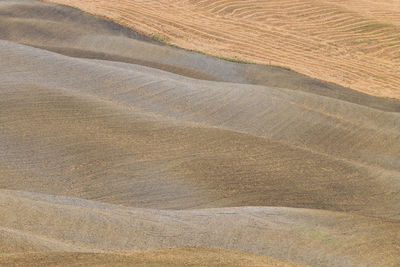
[1,0,400,266]
[42,0,400,99]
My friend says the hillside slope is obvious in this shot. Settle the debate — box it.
[1,1,400,266]
[42,0,400,99]
[1,189,399,266]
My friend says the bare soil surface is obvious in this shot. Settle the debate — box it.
[1,1,400,266]
[0,248,306,267]
[41,0,400,99]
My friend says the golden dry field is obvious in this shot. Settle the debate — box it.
[43,0,400,99]
[1,0,400,266]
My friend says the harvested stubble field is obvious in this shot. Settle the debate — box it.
[1,0,400,266]
[43,0,400,99]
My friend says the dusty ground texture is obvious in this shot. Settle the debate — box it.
[41,0,400,99]
[0,248,306,267]
[1,0,400,266]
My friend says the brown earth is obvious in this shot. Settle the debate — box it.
[0,248,306,267]
[1,1,400,266]
[42,0,400,99]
